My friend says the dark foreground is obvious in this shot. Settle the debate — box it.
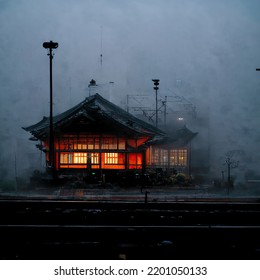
[1,198,260,260]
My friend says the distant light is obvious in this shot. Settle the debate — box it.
[178,117,184,121]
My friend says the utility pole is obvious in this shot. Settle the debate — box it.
[152,79,160,127]
[162,96,167,128]
[43,40,58,180]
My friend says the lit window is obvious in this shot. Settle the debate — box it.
[60,153,67,164]
[90,153,99,164]
[101,137,118,149]
[178,149,187,166]
[60,152,99,165]
[118,138,126,149]
[74,153,87,164]
[129,153,142,169]
[105,153,118,164]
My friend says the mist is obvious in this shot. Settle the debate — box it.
[0,0,260,183]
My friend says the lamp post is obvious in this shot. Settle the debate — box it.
[43,40,58,179]
[152,79,160,127]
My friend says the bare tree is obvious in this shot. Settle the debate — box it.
[224,150,240,189]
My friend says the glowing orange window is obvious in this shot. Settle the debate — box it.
[104,153,118,164]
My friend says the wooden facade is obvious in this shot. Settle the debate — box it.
[23,94,196,176]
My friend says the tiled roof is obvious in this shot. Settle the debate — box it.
[148,126,198,147]
[23,93,166,139]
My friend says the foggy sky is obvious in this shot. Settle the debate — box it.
[1,0,260,180]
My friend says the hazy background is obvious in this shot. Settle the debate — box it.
[0,0,260,184]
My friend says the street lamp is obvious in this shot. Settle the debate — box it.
[43,40,58,179]
[152,79,160,127]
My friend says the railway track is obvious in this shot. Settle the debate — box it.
[1,199,260,259]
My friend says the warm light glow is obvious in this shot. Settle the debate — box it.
[151,148,187,167]
[105,153,118,164]
[101,153,125,169]
[129,153,142,169]
[57,134,146,170]
[90,153,99,164]
[74,153,87,164]
[60,152,99,165]
[59,134,127,151]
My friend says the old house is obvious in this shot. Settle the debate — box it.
[23,93,196,182]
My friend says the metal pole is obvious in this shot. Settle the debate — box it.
[156,88,158,127]
[152,79,160,128]
[43,41,58,180]
[49,47,55,177]
[164,96,167,128]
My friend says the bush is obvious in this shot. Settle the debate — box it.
[173,173,192,186]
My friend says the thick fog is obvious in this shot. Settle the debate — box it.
[0,0,260,183]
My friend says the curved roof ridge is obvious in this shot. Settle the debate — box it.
[92,93,165,135]
[23,93,165,137]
